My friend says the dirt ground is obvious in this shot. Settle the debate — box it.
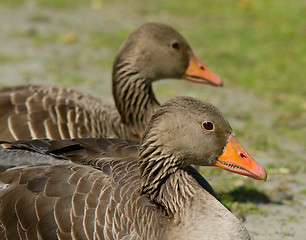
[0,4,305,239]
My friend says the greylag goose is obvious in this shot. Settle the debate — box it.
[0,22,222,142]
[0,96,266,240]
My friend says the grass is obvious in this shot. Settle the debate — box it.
[0,0,93,8]
[204,173,270,214]
[0,54,13,63]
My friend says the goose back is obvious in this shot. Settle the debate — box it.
[0,85,125,141]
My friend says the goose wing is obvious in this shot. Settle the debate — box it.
[0,85,120,141]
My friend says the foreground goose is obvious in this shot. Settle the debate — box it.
[0,22,222,142]
[0,96,266,240]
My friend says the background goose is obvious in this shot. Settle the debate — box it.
[0,22,222,142]
[0,96,266,240]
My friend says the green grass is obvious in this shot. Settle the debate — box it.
[0,0,93,8]
[0,54,13,63]
[215,179,269,214]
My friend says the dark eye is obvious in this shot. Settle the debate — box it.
[171,42,180,50]
[202,121,215,131]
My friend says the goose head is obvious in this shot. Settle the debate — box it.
[113,22,222,86]
[140,96,267,181]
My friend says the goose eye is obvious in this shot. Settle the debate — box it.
[202,121,215,131]
[171,42,180,50]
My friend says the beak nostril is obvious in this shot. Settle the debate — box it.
[200,65,205,71]
[239,152,247,159]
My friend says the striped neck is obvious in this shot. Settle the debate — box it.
[138,137,196,217]
[112,60,160,139]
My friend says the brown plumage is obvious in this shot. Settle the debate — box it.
[0,22,222,142]
[0,96,267,240]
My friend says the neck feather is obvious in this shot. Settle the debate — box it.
[139,141,196,217]
[112,60,160,139]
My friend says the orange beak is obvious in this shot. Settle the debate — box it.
[215,133,267,180]
[182,52,223,86]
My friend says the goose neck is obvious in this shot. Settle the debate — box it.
[112,62,160,134]
[139,143,196,217]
